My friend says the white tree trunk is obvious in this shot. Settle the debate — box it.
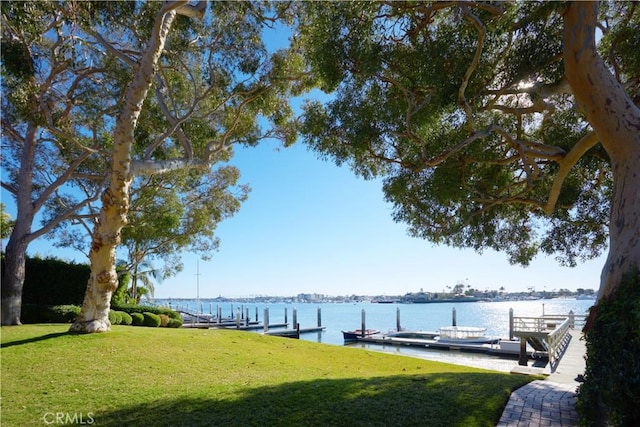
[563,2,640,304]
[70,5,180,333]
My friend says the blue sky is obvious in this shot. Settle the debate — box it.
[151,141,606,298]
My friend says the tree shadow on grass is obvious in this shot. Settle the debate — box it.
[95,372,524,427]
[0,331,69,349]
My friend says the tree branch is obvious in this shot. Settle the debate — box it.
[543,131,600,214]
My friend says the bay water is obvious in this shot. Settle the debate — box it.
[154,298,594,372]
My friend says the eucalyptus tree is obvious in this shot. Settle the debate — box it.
[69,1,305,333]
[120,166,248,301]
[298,2,639,309]
[1,1,110,325]
[3,1,307,331]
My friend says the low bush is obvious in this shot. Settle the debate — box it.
[45,305,81,323]
[159,314,170,327]
[130,313,145,326]
[119,311,133,326]
[167,318,183,328]
[142,312,161,327]
[578,268,640,426]
[108,310,122,325]
[112,304,180,320]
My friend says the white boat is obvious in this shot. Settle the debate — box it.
[436,326,499,344]
[386,330,439,340]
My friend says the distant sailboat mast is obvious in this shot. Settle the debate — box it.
[196,259,201,314]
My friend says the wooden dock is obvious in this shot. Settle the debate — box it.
[264,326,326,338]
[510,312,584,370]
[347,334,523,358]
[178,306,325,340]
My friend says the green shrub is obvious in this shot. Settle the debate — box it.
[20,304,81,323]
[167,318,183,328]
[108,310,122,325]
[577,268,640,426]
[131,313,145,326]
[159,314,170,327]
[142,312,161,327]
[119,311,133,326]
[112,304,180,320]
[46,305,81,323]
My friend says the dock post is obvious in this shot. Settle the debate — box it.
[509,308,514,340]
[293,308,297,329]
[361,309,366,337]
[518,338,528,366]
[217,305,221,324]
[235,308,241,329]
[245,308,250,325]
[209,303,213,315]
[452,307,457,326]
[284,307,288,325]
[255,307,258,322]
[263,308,269,332]
[317,307,322,327]
[396,307,401,331]
[568,310,575,329]
[230,304,233,318]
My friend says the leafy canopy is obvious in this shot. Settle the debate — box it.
[298,1,638,266]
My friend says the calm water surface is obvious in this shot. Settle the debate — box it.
[155,298,594,372]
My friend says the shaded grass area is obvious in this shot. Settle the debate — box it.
[1,324,535,426]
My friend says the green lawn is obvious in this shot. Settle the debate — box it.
[1,324,534,426]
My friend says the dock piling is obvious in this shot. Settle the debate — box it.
[284,308,288,325]
[263,308,269,332]
[317,307,322,328]
[361,309,366,337]
[452,307,457,326]
[396,307,401,331]
[292,308,297,329]
[509,308,514,340]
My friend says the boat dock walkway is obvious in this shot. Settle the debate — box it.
[497,331,586,426]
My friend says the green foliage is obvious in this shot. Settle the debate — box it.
[111,270,131,306]
[112,304,180,320]
[19,304,81,323]
[142,312,161,328]
[0,256,89,306]
[130,313,145,326]
[297,2,618,266]
[108,310,123,326]
[0,203,14,239]
[119,311,133,326]
[166,318,183,328]
[578,269,640,426]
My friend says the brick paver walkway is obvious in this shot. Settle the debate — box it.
[497,380,579,426]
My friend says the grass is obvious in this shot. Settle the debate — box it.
[1,324,535,426]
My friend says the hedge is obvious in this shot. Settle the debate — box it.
[131,313,145,326]
[119,311,133,326]
[20,304,81,323]
[577,269,640,426]
[142,312,161,327]
[112,304,180,320]
[167,318,183,328]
